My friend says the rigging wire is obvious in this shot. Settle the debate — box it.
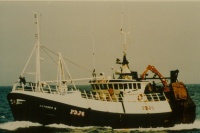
[41,45,93,73]
[40,45,57,65]
[41,45,75,83]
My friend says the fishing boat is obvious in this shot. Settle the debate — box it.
[7,13,196,129]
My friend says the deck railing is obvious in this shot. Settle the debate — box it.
[80,90,167,102]
[13,82,167,102]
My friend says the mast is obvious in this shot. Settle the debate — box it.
[119,29,132,79]
[57,52,65,87]
[120,0,131,55]
[34,13,41,89]
[118,3,132,79]
[120,29,130,54]
[57,53,76,90]
[91,18,96,78]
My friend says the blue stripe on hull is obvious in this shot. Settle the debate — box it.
[7,93,174,128]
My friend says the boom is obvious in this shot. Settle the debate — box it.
[141,65,169,90]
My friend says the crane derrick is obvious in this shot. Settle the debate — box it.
[141,65,170,92]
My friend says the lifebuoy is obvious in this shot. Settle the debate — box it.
[138,94,143,101]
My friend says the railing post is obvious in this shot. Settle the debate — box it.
[99,93,106,101]
[109,94,113,102]
[90,91,94,99]
[150,93,154,101]
[84,90,88,99]
[22,83,24,91]
[114,94,118,102]
[30,83,34,92]
[39,84,43,93]
[96,92,100,100]
[163,92,168,101]
[48,84,52,93]
[156,93,161,101]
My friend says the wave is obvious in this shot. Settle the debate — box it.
[46,123,111,129]
[169,120,200,130]
[114,120,200,132]
[0,120,200,132]
[0,121,112,132]
[0,121,41,131]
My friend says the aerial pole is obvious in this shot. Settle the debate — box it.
[91,19,96,78]
[120,1,130,55]
[119,1,132,79]
[34,13,41,90]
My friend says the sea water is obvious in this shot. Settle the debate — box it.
[0,85,200,133]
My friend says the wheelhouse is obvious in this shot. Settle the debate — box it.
[90,79,149,95]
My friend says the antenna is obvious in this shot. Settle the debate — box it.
[34,12,41,89]
[120,30,130,54]
[120,0,125,30]
[91,18,96,77]
[92,19,95,69]
[120,1,131,54]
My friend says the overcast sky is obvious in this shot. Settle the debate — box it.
[1,0,200,86]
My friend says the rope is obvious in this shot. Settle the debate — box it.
[41,45,93,73]
[41,45,57,65]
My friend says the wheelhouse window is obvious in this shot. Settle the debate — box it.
[100,84,107,90]
[137,83,141,89]
[114,84,119,90]
[119,83,123,89]
[108,84,113,89]
[91,84,95,90]
[123,83,128,89]
[133,83,136,89]
[95,84,100,90]
[128,83,132,89]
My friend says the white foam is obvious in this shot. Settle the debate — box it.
[114,120,200,132]
[0,121,41,131]
[45,123,78,129]
[46,123,111,130]
[0,116,5,119]
[0,120,199,131]
[169,120,200,130]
